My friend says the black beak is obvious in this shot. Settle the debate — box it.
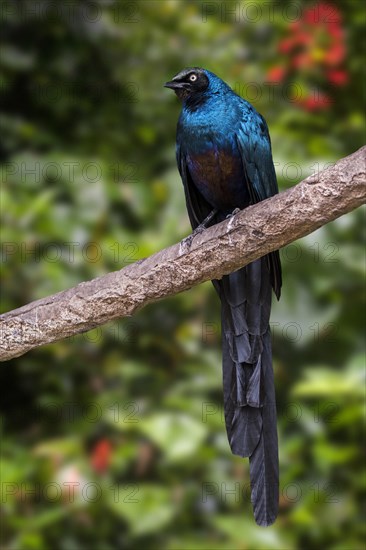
[164,80,187,90]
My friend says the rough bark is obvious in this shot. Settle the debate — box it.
[1,146,365,362]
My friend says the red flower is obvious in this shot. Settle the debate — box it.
[91,439,112,474]
[325,43,345,65]
[267,66,287,82]
[327,69,348,85]
[297,92,332,111]
[292,52,312,69]
[268,2,346,110]
[304,2,341,25]
[279,37,296,53]
[297,31,313,46]
[290,21,301,32]
[328,24,343,38]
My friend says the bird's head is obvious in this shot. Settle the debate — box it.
[164,67,210,102]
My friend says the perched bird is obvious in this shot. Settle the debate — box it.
[165,67,282,527]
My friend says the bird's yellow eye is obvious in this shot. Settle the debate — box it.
[189,74,197,82]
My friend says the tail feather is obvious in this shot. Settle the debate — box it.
[249,331,279,527]
[222,333,262,456]
[217,257,279,526]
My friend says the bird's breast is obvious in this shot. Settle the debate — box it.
[186,143,250,212]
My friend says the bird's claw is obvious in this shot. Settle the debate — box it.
[226,208,241,219]
[180,225,205,253]
[192,224,206,237]
[180,234,193,253]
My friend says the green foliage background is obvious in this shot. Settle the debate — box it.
[1,1,365,549]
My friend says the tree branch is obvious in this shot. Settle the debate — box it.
[1,146,365,362]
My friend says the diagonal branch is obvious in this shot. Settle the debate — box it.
[1,146,365,362]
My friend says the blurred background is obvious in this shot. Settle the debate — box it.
[1,1,365,548]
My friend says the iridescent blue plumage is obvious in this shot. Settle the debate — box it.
[165,67,282,526]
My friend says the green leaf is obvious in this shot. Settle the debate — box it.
[108,484,176,535]
[213,515,294,549]
[138,412,207,462]
[292,357,365,398]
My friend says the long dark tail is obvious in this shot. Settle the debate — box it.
[215,257,279,526]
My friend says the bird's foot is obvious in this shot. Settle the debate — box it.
[180,224,205,253]
[226,207,241,219]
[179,208,218,254]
